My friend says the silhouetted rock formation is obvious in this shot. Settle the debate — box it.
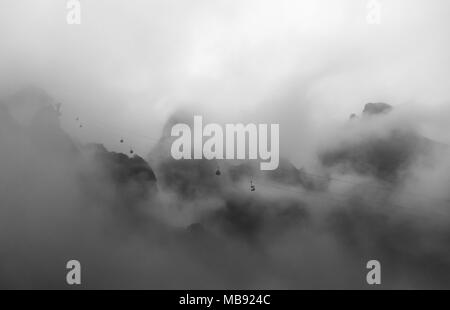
[155,158,225,200]
[87,143,158,201]
[320,129,433,181]
[2,86,158,207]
[362,102,393,116]
[321,103,442,181]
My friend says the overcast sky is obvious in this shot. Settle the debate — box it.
[1,0,450,160]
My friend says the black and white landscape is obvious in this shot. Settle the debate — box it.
[1,0,450,289]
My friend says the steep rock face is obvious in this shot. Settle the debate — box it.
[87,144,158,202]
[150,111,235,199]
[362,102,393,116]
[150,111,325,199]
[320,129,432,180]
[155,157,225,200]
[2,87,76,156]
[320,103,441,181]
[2,87,159,208]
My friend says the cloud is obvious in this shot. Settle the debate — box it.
[1,1,450,289]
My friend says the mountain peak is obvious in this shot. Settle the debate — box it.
[362,102,393,116]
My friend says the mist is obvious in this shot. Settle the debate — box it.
[1,0,450,289]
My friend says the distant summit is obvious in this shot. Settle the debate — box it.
[86,143,158,202]
[1,86,159,205]
[323,102,441,181]
[362,102,393,116]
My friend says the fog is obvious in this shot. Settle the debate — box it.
[1,0,450,289]
[1,0,450,155]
